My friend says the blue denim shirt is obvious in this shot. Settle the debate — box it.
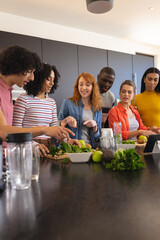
[58,99,102,149]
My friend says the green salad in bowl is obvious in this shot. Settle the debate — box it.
[122,140,136,144]
[49,142,93,163]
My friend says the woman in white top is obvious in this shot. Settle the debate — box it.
[108,80,160,140]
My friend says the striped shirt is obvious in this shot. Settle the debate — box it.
[13,94,59,139]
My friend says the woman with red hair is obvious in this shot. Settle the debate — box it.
[58,72,102,149]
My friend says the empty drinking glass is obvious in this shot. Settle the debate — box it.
[113,122,122,146]
[4,148,11,183]
[6,133,33,190]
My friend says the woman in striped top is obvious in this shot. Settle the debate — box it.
[13,63,60,150]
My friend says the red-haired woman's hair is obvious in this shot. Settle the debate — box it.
[68,72,102,112]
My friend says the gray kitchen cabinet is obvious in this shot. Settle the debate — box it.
[42,39,78,112]
[108,50,133,100]
[132,53,154,94]
[78,45,107,80]
[0,30,155,112]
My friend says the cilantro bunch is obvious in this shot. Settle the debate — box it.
[106,148,145,171]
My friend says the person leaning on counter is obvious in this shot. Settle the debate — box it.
[108,80,160,140]
[0,45,80,154]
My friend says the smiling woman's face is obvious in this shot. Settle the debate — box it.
[41,70,55,94]
[119,84,134,105]
[78,76,93,99]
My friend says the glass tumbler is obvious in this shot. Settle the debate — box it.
[6,133,33,190]
[113,122,122,146]
[32,145,40,181]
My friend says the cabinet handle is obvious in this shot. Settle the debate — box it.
[132,73,137,94]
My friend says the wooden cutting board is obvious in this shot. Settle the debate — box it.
[45,153,69,160]
[136,142,146,148]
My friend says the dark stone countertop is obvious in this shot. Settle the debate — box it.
[1,149,160,240]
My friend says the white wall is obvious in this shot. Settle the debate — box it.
[1,11,160,66]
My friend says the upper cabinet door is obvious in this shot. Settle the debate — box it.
[108,50,133,100]
[78,45,107,80]
[0,31,42,57]
[133,54,154,94]
[42,39,78,113]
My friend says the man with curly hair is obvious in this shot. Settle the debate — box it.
[0,46,79,154]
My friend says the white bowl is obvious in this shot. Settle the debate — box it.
[118,144,136,150]
[67,152,92,163]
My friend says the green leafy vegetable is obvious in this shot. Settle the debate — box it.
[61,142,93,153]
[49,145,62,157]
[49,142,93,157]
[106,148,145,171]
[122,140,136,144]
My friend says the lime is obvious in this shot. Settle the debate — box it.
[92,150,103,163]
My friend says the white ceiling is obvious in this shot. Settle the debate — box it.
[0,0,160,48]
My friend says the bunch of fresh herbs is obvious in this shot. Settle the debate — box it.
[106,148,145,171]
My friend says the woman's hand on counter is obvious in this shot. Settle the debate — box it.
[34,143,49,157]
[138,129,156,137]
[149,126,160,134]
